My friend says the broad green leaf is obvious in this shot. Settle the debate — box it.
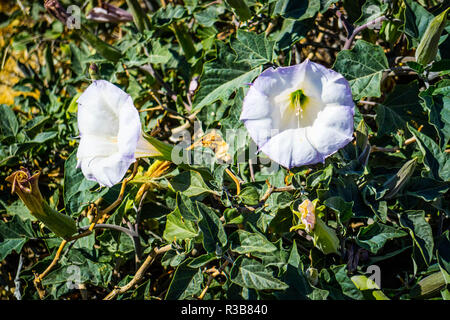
[163,207,199,242]
[404,0,434,47]
[351,275,389,300]
[355,0,388,26]
[165,258,203,300]
[197,202,227,253]
[271,0,320,20]
[228,230,277,254]
[356,222,407,254]
[405,177,450,201]
[332,265,365,300]
[408,124,450,181]
[420,88,450,147]
[324,197,354,224]
[0,104,19,137]
[187,253,218,268]
[275,240,312,300]
[333,40,388,100]
[176,192,200,221]
[237,186,260,206]
[151,4,186,27]
[375,81,424,137]
[230,256,289,290]
[399,210,434,266]
[0,215,35,260]
[170,171,216,197]
[193,41,261,111]
[231,30,275,68]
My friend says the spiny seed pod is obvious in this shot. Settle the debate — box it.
[415,8,449,66]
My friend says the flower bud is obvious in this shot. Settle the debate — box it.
[306,267,319,286]
[6,168,77,239]
[291,199,340,255]
[415,8,449,66]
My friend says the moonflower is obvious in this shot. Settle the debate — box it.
[76,80,161,187]
[240,59,354,169]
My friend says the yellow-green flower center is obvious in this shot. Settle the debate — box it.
[289,89,308,120]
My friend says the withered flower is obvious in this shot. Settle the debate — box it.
[6,168,77,239]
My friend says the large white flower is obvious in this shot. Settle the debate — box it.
[76,80,160,187]
[240,59,355,169]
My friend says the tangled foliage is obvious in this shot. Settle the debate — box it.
[0,0,449,300]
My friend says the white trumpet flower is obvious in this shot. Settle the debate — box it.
[76,80,161,187]
[240,59,355,169]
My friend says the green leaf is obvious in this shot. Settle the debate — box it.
[332,265,365,300]
[0,215,34,260]
[272,18,312,50]
[165,258,203,300]
[197,202,227,253]
[170,171,216,197]
[228,230,277,254]
[188,253,218,268]
[231,30,275,68]
[405,177,450,202]
[404,0,434,46]
[375,81,424,137]
[193,41,262,111]
[408,124,450,181]
[0,104,19,138]
[151,4,186,27]
[333,40,389,100]
[238,186,260,206]
[275,240,312,299]
[356,222,407,254]
[176,193,200,221]
[399,210,434,266]
[230,256,289,290]
[271,0,320,21]
[420,88,450,147]
[324,196,353,224]
[163,206,199,242]
[437,231,450,275]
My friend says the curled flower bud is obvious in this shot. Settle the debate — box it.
[86,3,133,23]
[6,168,77,239]
[291,199,340,255]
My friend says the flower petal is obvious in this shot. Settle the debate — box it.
[77,80,132,137]
[242,118,273,147]
[77,134,118,160]
[240,86,270,121]
[80,153,135,187]
[260,128,324,169]
[307,105,354,157]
